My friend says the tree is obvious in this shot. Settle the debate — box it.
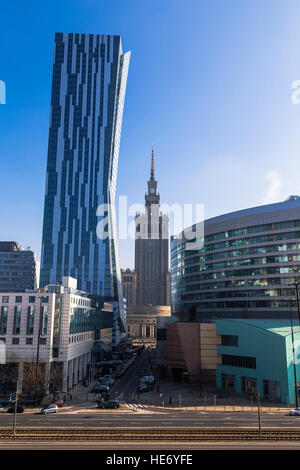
[22,362,48,404]
[22,361,64,404]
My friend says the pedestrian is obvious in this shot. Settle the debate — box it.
[169,396,172,406]
[157,385,159,393]
[70,394,72,401]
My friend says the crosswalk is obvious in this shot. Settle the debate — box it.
[120,401,154,414]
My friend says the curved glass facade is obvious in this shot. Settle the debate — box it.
[171,198,300,320]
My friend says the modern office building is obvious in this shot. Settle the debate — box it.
[40,33,130,341]
[166,318,300,404]
[0,276,114,394]
[171,197,300,321]
[135,148,170,306]
[121,268,137,307]
[215,318,300,404]
[0,242,38,292]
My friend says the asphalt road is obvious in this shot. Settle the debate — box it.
[113,348,154,399]
[1,410,300,428]
[1,441,300,450]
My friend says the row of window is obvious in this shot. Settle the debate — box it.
[171,220,300,259]
[173,265,300,283]
[171,243,300,267]
[0,296,48,304]
[177,287,296,301]
[172,276,300,293]
[173,299,294,309]
[221,374,281,400]
[0,337,47,345]
[172,230,300,259]
[173,254,300,275]
[0,306,48,335]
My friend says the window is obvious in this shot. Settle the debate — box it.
[221,335,239,347]
[263,380,281,402]
[241,376,257,394]
[28,296,35,303]
[39,338,46,345]
[222,354,256,369]
[15,296,22,303]
[2,296,8,303]
[26,306,35,335]
[13,306,22,334]
[52,347,59,357]
[26,338,33,345]
[0,338,6,343]
[0,306,8,334]
[41,306,48,335]
[12,338,19,345]
[222,373,236,390]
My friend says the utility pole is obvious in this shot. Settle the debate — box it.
[13,380,19,437]
[290,299,299,408]
[291,282,300,325]
[35,295,46,403]
[256,389,262,435]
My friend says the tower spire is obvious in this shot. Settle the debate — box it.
[151,145,155,180]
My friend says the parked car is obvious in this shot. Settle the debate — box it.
[7,405,24,413]
[0,404,5,413]
[98,376,114,386]
[49,399,64,407]
[98,400,119,409]
[40,404,59,414]
[93,384,110,393]
[137,383,153,393]
[290,408,300,416]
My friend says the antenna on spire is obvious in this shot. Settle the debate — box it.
[151,145,155,180]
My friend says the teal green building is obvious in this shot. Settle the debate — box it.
[215,319,300,404]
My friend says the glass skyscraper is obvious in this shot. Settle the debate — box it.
[40,33,130,326]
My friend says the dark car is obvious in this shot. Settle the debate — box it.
[7,405,24,413]
[98,400,119,409]
[93,384,110,393]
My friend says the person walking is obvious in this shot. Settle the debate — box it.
[157,385,160,393]
[169,396,172,406]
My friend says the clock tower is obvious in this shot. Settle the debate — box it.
[134,147,170,306]
[145,146,159,209]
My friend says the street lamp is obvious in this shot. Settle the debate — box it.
[289,299,299,408]
[290,282,300,325]
[35,295,47,400]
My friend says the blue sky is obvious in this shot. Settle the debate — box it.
[1,0,300,268]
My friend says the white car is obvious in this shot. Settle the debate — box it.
[290,408,300,416]
[40,404,59,414]
[0,404,5,413]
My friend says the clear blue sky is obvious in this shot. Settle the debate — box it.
[1,0,300,268]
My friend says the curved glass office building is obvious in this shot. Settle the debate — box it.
[171,197,300,321]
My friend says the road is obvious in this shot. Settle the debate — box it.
[1,441,300,450]
[113,348,154,399]
[1,410,300,428]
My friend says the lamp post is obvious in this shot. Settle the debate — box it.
[291,282,300,325]
[35,295,47,402]
[289,299,299,408]
[13,380,19,437]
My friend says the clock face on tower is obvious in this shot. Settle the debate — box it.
[150,188,155,194]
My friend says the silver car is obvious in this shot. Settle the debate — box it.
[40,404,59,414]
[290,408,300,416]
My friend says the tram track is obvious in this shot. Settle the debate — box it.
[1,427,300,441]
